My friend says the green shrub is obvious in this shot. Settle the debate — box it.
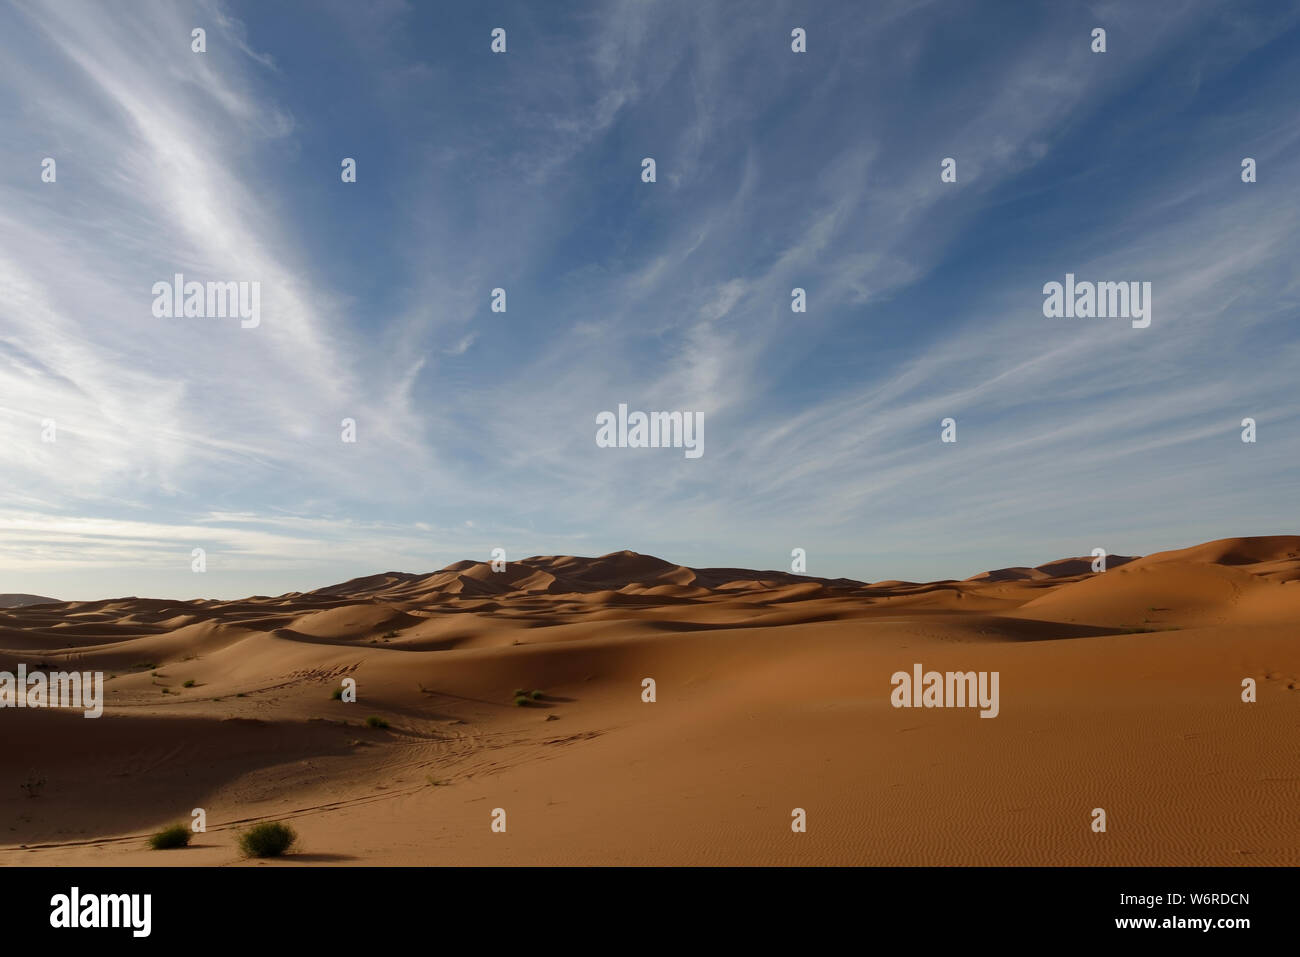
[148,824,191,850]
[182,679,196,688]
[513,695,529,707]
[529,689,543,700]
[365,715,389,729]
[331,687,344,700]
[239,821,297,858]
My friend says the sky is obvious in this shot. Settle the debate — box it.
[0,0,1297,600]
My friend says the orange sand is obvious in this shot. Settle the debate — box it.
[1,538,1296,865]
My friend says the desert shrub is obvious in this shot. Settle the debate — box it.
[365,715,389,728]
[513,695,529,707]
[529,689,543,700]
[148,824,191,850]
[239,822,297,858]
[182,679,196,688]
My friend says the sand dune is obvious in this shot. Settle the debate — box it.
[1126,535,1300,568]
[965,554,1137,582]
[1,540,1296,865]
[0,593,59,609]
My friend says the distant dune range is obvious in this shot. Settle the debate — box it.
[0,594,59,609]
[1,536,1297,865]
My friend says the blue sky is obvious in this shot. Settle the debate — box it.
[1,0,1297,600]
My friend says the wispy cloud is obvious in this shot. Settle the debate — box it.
[1,0,1296,598]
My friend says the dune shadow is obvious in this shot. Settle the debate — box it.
[973,617,1150,642]
[2,708,361,846]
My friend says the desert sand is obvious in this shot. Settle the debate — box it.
[1,536,1297,866]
